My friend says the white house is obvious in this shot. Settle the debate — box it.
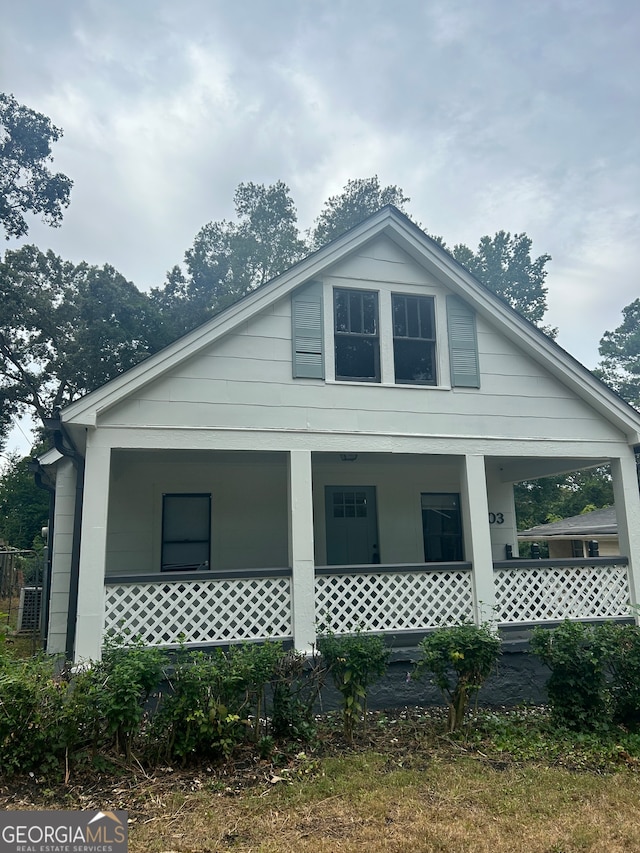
[40,207,640,663]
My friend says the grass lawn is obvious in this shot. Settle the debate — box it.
[3,708,640,853]
[124,755,640,853]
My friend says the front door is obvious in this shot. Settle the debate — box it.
[325,486,379,565]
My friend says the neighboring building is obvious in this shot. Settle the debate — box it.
[518,506,620,559]
[39,207,640,663]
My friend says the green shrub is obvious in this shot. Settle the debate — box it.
[605,624,640,730]
[316,631,389,743]
[414,622,502,732]
[226,641,287,741]
[530,621,612,731]
[270,648,325,741]
[82,636,167,758]
[0,654,82,776]
[153,643,292,762]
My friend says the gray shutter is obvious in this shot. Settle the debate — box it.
[447,295,480,388]
[292,281,324,379]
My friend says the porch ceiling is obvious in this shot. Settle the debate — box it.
[108,448,610,483]
[491,456,610,484]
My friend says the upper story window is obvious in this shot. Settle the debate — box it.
[392,294,436,385]
[334,288,380,382]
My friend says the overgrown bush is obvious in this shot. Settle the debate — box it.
[531,621,640,732]
[81,636,167,758]
[316,631,389,743]
[152,642,298,762]
[604,623,640,730]
[413,622,502,732]
[530,621,612,731]
[270,648,325,741]
[152,648,250,761]
[0,654,82,776]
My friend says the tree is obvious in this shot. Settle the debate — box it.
[0,245,170,445]
[0,453,49,549]
[0,93,73,239]
[595,298,640,409]
[310,176,410,249]
[514,467,613,532]
[152,181,307,336]
[451,232,554,334]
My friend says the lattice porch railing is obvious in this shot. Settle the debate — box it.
[493,558,630,625]
[103,570,293,647]
[315,563,474,634]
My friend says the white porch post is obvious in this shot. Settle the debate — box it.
[611,451,640,619]
[74,438,111,663]
[460,454,497,624]
[287,449,316,651]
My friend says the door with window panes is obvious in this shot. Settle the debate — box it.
[325,486,379,565]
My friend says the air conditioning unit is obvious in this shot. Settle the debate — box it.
[17,587,42,633]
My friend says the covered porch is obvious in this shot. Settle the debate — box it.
[50,442,640,661]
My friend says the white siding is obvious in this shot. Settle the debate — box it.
[47,458,75,654]
[97,233,627,446]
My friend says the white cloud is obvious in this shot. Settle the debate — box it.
[2,0,639,395]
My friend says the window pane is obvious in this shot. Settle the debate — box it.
[335,337,379,380]
[394,339,435,384]
[163,541,209,569]
[362,293,377,334]
[419,298,435,339]
[392,295,435,340]
[393,297,406,336]
[406,297,420,338]
[335,291,349,332]
[349,291,362,333]
[163,495,210,541]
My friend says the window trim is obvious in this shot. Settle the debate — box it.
[161,492,211,572]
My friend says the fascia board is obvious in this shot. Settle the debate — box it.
[61,210,397,427]
[384,224,640,446]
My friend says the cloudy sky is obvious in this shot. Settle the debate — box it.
[2,0,640,450]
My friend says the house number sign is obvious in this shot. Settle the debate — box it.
[488,512,504,524]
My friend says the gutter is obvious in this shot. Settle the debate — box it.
[43,414,85,662]
[27,459,55,650]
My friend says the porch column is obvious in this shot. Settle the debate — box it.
[74,438,111,663]
[287,449,316,651]
[611,451,640,618]
[460,454,497,624]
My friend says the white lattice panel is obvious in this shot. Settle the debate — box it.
[315,570,474,634]
[494,563,630,624]
[104,576,292,646]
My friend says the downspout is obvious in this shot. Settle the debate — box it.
[44,414,85,662]
[28,459,55,650]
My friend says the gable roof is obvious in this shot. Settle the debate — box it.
[60,206,640,445]
[519,506,618,539]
